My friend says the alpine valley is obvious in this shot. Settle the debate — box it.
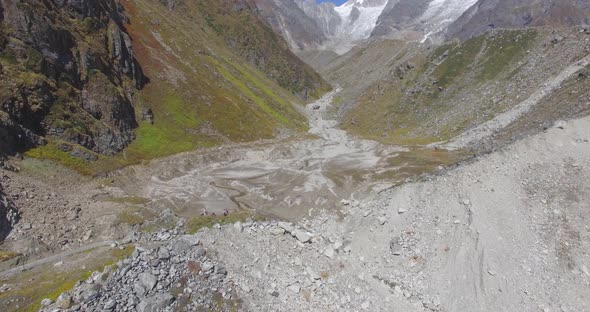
[0,1,589,311]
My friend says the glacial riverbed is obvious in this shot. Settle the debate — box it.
[137,90,462,221]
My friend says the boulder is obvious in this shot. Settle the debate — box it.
[158,247,171,260]
[137,293,175,312]
[294,230,312,243]
[138,273,158,291]
[55,293,73,309]
[40,298,53,306]
[287,284,301,294]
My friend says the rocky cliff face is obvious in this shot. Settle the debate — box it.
[446,0,590,40]
[0,0,143,156]
[371,0,429,37]
[0,177,19,241]
[251,0,329,52]
[295,0,342,39]
[330,0,388,53]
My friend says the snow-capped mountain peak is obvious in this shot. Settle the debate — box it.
[332,0,388,52]
[340,0,387,8]
[372,0,479,42]
[252,0,482,54]
[419,0,479,42]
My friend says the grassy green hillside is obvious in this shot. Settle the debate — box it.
[328,28,590,146]
[23,0,330,174]
[201,0,331,100]
[113,0,314,166]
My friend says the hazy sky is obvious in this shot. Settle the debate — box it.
[317,0,348,5]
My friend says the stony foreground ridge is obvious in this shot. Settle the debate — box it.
[40,116,590,311]
[40,229,239,312]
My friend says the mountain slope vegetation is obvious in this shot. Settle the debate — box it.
[325,28,590,146]
[110,0,329,167]
[0,0,330,173]
[202,0,331,99]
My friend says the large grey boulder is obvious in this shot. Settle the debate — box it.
[138,273,158,291]
[137,293,174,312]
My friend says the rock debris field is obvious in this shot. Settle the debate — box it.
[40,115,590,311]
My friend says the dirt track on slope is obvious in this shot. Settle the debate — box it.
[446,54,590,149]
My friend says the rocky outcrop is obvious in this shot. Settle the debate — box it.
[80,72,137,154]
[0,0,143,156]
[252,0,329,52]
[0,177,19,241]
[159,0,184,11]
[446,0,590,40]
[0,112,47,156]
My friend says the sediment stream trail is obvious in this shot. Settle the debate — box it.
[141,89,414,220]
[209,181,253,211]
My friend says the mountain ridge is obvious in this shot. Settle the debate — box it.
[257,0,590,58]
[251,0,388,54]
[446,0,590,40]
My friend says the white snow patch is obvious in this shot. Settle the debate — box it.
[419,0,478,42]
[330,0,388,53]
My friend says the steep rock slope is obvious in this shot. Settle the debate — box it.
[447,0,590,40]
[0,0,143,157]
[330,0,388,53]
[326,28,590,147]
[295,0,341,39]
[208,0,330,99]
[252,0,330,52]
